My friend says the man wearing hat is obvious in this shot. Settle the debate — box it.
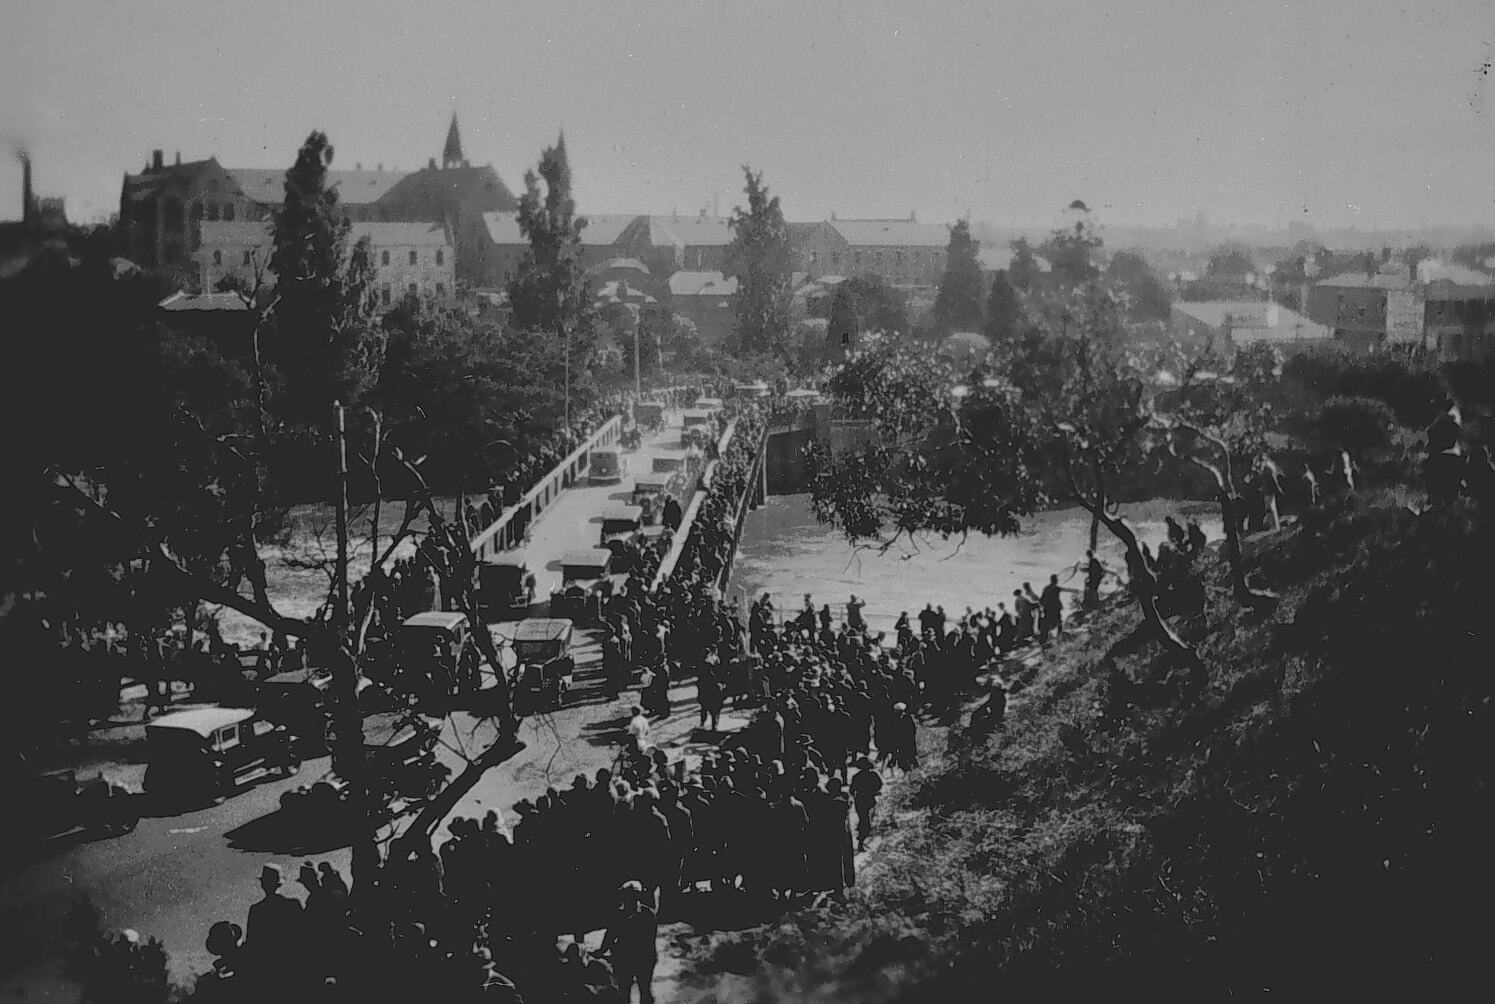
[246,863,305,985]
[601,880,659,1003]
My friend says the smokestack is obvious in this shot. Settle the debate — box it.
[152,149,164,170]
[19,151,33,227]
[174,151,181,166]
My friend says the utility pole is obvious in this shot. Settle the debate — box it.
[334,400,350,640]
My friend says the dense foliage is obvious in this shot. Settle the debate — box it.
[725,167,795,357]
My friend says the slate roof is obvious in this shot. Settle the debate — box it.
[1172,300,1329,341]
[1314,271,1413,291]
[482,211,640,246]
[647,214,734,247]
[829,218,951,247]
[227,168,410,206]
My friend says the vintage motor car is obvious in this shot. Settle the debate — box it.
[477,557,537,620]
[256,667,334,754]
[653,449,691,474]
[692,397,725,414]
[589,447,628,485]
[732,381,770,399]
[397,611,482,700]
[144,706,299,803]
[510,618,576,714]
[631,477,669,513]
[16,766,139,846]
[633,401,665,431]
[679,413,712,447]
[549,549,613,624]
[599,505,646,571]
[280,721,447,819]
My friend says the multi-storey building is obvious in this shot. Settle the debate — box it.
[788,214,950,287]
[196,220,455,304]
[119,115,512,289]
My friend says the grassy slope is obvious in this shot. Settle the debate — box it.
[681,496,1495,1001]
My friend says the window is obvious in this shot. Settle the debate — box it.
[436,249,445,266]
[408,283,418,296]
[206,202,220,221]
[215,725,241,751]
[223,204,235,221]
[381,285,391,306]
[436,282,445,296]
[381,250,390,266]
[242,250,252,266]
[409,250,418,266]
[212,250,222,266]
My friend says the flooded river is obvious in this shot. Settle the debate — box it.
[726,494,1220,636]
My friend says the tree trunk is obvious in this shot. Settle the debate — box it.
[326,642,378,888]
[1218,491,1276,611]
[1083,498,1205,679]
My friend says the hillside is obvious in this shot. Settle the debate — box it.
[679,496,1495,1000]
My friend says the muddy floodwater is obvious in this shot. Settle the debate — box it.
[726,494,1221,635]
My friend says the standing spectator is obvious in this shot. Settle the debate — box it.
[601,881,658,1004]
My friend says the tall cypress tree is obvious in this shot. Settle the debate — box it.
[932,218,986,335]
[984,269,1023,344]
[507,132,591,347]
[268,131,381,426]
[725,166,794,357]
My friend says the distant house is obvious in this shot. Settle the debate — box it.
[787,214,950,287]
[1307,271,1417,351]
[668,270,738,348]
[1171,300,1330,352]
[1424,279,1495,359]
[195,220,456,304]
[479,211,641,292]
[621,214,735,274]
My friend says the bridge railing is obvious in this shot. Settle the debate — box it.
[651,418,737,591]
[714,423,768,593]
[468,416,623,562]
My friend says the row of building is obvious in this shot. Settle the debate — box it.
[117,115,963,306]
[1171,255,1495,358]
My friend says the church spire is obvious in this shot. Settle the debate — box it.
[442,112,464,169]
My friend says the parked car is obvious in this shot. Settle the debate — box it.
[256,667,334,754]
[17,767,139,845]
[397,612,482,701]
[511,618,576,714]
[634,401,665,431]
[549,549,613,624]
[279,722,447,819]
[144,706,298,803]
[477,558,536,620]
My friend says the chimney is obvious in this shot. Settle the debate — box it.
[909,210,917,222]
[428,157,437,169]
[174,151,181,166]
[152,149,164,170]
[20,152,33,227]
[830,211,837,221]
[355,162,362,171]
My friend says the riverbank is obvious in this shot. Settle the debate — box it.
[679,495,1495,1000]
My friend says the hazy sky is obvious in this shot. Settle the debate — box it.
[2,0,1493,231]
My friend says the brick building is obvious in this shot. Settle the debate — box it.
[787,214,950,287]
[478,211,640,291]
[120,114,512,289]
[196,220,455,304]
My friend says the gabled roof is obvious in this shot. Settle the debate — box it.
[829,218,951,247]
[1417,260,1494,286]
[1314,271,1412,291]
[483,211,640,247]
[227,168,411,206]
[1172,300,1329,341]
[586,257,650,276]
[377,163,517,212]
[668,270,738,297]
[647,214,734,247]
[121,159,222,201]
[350,222,451,247]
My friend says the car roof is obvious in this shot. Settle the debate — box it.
[682,410,712,420]
[148,706,256,736]
[592,446,621,457]
[563,548,613,566]
[694,398,724,407]
[263,668,331,687]
[401,611,469,630]
[482,556,529,570]
[513,618,574,642]
[602,505,644,521]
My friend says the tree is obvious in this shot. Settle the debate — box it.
[267,131,384,427]
[1007,238,1045,291]
[931,219,985,335]
[507,133,594,424]
[1040,206,1104,289]
[841,275,910,336]
[1106,250,1172,322]
[984,269,1023,344]
[725,166,795,357]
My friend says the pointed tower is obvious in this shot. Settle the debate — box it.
[442,112,465,170]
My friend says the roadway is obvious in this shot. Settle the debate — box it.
[0,408,744,997]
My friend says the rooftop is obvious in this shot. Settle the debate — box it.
[483,211,641,247]
[227,168,410,206]
[350,221,451,247]
[1172,300,1329,341]
[158,291,251,312]
[828,217,951,247]
[647,214,734,247]
[1314,271,1413,291]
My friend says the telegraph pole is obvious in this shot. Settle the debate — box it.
[333,400,350,641]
